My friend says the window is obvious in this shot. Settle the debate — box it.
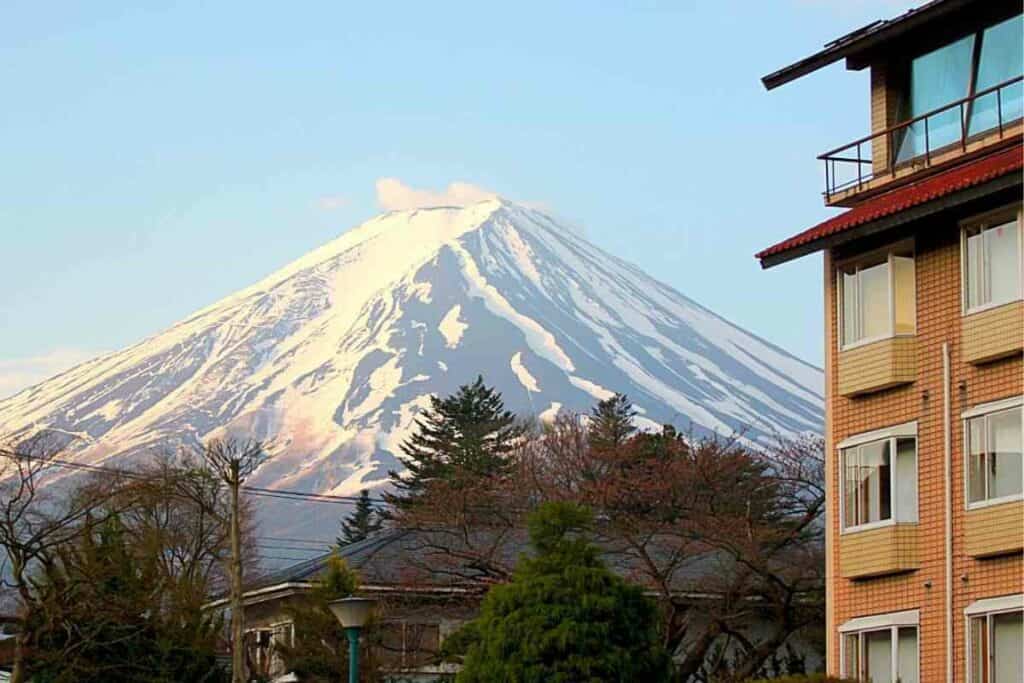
[967,596,1024,683]
[963,210,1023,312]
[838,246,915,348]
[897,14,1024,162]
[965,399,1023,507]
[840,426,917,532]
[969,15,1024,137]
[246,622,294,677]
[840,611,919,683]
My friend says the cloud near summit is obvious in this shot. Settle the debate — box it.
[375,178,499,211]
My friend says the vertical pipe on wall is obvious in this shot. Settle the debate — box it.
[942,341,953,683]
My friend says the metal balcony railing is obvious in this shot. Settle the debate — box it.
[820,75,1023,200]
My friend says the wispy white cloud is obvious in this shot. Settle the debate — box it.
[0,348,102,399]
[375,178,499,212]
[316,194,350,211]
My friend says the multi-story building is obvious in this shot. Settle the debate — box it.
[758,1,1022,681]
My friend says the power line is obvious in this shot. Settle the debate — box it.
[0,450,391,508]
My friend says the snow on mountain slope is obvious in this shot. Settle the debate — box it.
[0,198,823,540]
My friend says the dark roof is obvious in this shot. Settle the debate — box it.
[757,144,1024,268]
[243,526,744,600]
[762,0,974,90]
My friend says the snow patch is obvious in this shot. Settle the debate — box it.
[510,352,540,392]
[438,305,467,348]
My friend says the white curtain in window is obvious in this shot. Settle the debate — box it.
[865,630,894,683]
[986,222,1021,306]
[993,612,1023,683]
[860,262,890,341]
[896,439,918,522]
[897,627,919,683]
[988,409,1023,500]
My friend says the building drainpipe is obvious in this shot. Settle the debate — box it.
[943,341,953,683]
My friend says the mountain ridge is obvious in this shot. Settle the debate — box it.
[0,199,823,537]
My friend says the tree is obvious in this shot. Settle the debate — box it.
[197,438,268,683]
[384,376,523,510]
[588,393,636,453]
[452,502,670,683]
[337,490,383,547]
[24,515,227,682]
[0,434,129,683]
[274,553,361,682]
[522,420,826,681]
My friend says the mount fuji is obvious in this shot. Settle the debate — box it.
[0,198,822,540]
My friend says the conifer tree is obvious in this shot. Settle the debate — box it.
[450,502,669,682]
[588,392,637,452]
[385,375,523,509]
[337,489,382,547]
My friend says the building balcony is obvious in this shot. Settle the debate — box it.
[820,76,1023,207]
[840,523,920,579]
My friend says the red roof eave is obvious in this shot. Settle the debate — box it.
[757,144,1024,267]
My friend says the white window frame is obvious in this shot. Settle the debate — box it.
[837,242,917,351]
[960,205,1024,315]
[964,594,1024,683]
[962,396,1024,510]
[838,422,919,534]
[839,609,920,682]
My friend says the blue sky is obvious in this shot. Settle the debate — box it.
[0,0,918,397]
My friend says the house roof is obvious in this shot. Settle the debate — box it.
[756,144,1024,268]
[761,0,972,90]
[238,525,750,605]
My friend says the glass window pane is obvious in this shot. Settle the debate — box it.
[968,416,988,504]
[843,449,858,529]
[985,221,1021,306]
[896,438,918,522]
[970,15,1024,136]
[970,617,988,683]
[844,633,860,679]
[893,256,916,334]
[967,230,986,309]
[865,629,894,683]
[860,440,892,524]
[988,409,1023,500]
[992,611,1023,683]
[843,270,859,345]
[898,34,976,161]
[860,261,891,340]
[897,627,919,683]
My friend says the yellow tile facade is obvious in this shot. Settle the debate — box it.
[837,336,917,397]
[824,214,1023,682]
[964,500,1024,558]
[840,524,921,579]
[962,300,1024,364]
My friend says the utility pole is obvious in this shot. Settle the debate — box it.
[199,438,268,683]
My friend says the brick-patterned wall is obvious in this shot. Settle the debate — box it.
[840,524,920,579]
[870,64,893,175]
[824,210,1023,680]
[964,500,1024,558]
[837,336,916,396]
[962,300,1024,363]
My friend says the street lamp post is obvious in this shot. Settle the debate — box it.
[328,596,377,683]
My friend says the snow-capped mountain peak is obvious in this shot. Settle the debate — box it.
[0,199,822,537]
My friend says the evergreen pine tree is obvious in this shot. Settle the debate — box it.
[450,502,669,682]
[337,489,382,547]
[385,375,523,509]
[588,392,637,452]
